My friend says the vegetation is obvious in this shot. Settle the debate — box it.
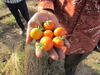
[0,0,6,9]
[0,15,16,25]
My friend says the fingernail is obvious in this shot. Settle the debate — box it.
[51,55,58,61]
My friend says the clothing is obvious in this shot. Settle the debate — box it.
[3,0,22,4]
[64,53,90,75]
[5,0,29,30]
[38,0,100,55]
[38,1,100,75]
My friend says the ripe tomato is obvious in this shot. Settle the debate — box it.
[43,30,53,38]
[30,28,43,40]
[43,20,55,30]
[53,37,64,48]
[40,37,53,51]
[54,27,67,37]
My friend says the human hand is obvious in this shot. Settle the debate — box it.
[26,10,70,60]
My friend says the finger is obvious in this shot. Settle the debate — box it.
[55,48,65,59]
[26,24,33,44]
[64,39,71,48]
[48,49,58,61]
[26,35,32,44]
[61,46,68,54]
[28,13,40,27]
[35,42,43,58]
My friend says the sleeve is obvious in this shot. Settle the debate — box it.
[66,0,100,55]
[38,0,55,11]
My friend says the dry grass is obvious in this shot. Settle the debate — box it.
[3,52,24,75]
[84,51,100,73]
[0,0,7,9]
[0,15,16,26]
[0,42,11,74]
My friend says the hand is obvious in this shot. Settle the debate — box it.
[26,10,70,60]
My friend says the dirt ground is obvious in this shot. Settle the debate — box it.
[0,0,100,75]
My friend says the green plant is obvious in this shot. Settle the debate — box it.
[17,52,24,60]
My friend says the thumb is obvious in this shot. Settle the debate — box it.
[35,42,43,58]
[64,39,71,48]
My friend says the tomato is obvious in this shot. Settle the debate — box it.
[43,30,53,38]
[53,37,64,48]
[54,27,67,37]
[40,37,53,51]
[30,28,43,40]
[43,20,55,30]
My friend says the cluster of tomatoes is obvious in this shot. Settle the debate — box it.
[30,19,67,52]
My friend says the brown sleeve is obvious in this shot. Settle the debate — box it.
[38,0,55,11]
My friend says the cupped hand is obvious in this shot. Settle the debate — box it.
[26,10,70,60]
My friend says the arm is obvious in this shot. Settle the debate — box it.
[38,0,55,11]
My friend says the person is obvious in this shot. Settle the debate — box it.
[3,0,30,35]
[26,0,100,75]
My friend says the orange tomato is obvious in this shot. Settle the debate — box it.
[30,28,43,40]
[40,37,53,51]
[54,27,67,37]
[53,37,64,48]
[43,20,55,30]
[43,30,53,38]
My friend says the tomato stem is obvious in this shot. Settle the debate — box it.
[57,36,65,40]
[36,19,44,31]
[46,18,50,25]
[36,43,44,51]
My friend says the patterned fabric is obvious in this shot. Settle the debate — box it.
[3,0,23,4]
[38,0,100,54]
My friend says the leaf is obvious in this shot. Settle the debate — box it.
[36,19,44,31]
[36,19,41,26]
[58,36,65,40]
[46,18,50,25]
